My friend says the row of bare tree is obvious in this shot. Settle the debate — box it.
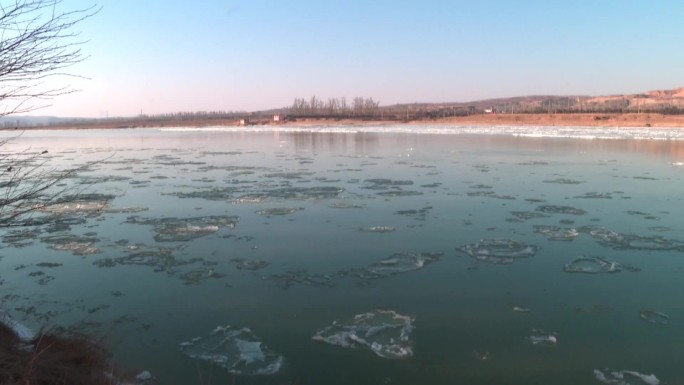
[136,110,245,121]
[288,96,380,117]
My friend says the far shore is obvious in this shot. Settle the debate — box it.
[283,113,684,129]
[7,113,684,131]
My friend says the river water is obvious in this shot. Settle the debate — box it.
[1,126,684,385]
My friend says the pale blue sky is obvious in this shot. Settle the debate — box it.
[31,0,684,117]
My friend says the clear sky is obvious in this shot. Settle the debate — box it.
[27,0,684,117]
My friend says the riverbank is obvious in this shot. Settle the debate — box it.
[283,113,684,128]
[6,113,684,131]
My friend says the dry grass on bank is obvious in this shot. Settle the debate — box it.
[0,323,118,385]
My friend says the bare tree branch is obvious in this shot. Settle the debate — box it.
[0,0,100,116]
[0,133,94,226]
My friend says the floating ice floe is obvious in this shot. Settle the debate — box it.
[579,226,626,245]
[41,234,101,256]
[563,257,639,274]
[472,351,491,362]
[50,241,101,256]
[180,325,284,376]
[365,252,442,277]
[626,211,660,220]
[126,215,238,242]
[593,369,660,385]
[178,268,225,285]
[363,179,414,190]
[313,310,415,359]
[543,178,583,184]
[167,187,239,201]
[328,202,364,209]
[256,207,303,216]
[509,211,550,221]
[2,228,41,247]
[264,171,314,179]
[536,205,587,215]
[92,245,198,277]
[575,192,613,199]
[359,226,396,233]
[466,185,516,200]
[264,186,344,200]
[232,194,268,204]
[458,239,538,264]
[268,269,336,289]
[132,370,155,384]
[0,310,35,341]
[579,226,684,251]
[527,329,557,346]
[38,193,116,215]
[231,258,270,271]
[395,206,432,220]
[533,225,579,241]
[639,310,669,325]
[376,190,423,197]
[513,306,532,313]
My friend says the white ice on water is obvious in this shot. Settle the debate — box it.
[179,325,283,376]
[312,309,415,359]
[594,369,660,385]
[0,310,35,341]
[160,125,684,140]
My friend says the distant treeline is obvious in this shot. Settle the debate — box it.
[6,95,684,129]
[287,96,475,120]
[468,96,684,115]
[286,95,684,121]
[135,110,245,121]
[287,96,380,118]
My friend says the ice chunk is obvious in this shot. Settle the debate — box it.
[536,205,587,215]
[639,310,669,325]
[510,211,550,221]
[265,186,344,200]
[512,306,532,313]
[543,178,583,184]
[579,225,684,251]
[527,329,557,346]
[179,326,283,375]
[167,187,238,200]
[365,252,441,277]
[231,258,270,271]
[126,215,238,242]
[563,256,639,274]
[359,226,396,233]
[232,194,268,204]
[376,190,423,197]
[39,193,116,215]
[134,371,154,382]
[533,225,579,241]
[41,234,101,256]
[364,178,414,187]
[458,239,538,264]
[268,270,336,289]
[256,207,303,216]
[0,310,35,341]
[313,310,414,359]
[328,202,364,209]
[594,369,660,385]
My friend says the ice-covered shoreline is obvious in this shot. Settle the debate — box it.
[159,124,684,140]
